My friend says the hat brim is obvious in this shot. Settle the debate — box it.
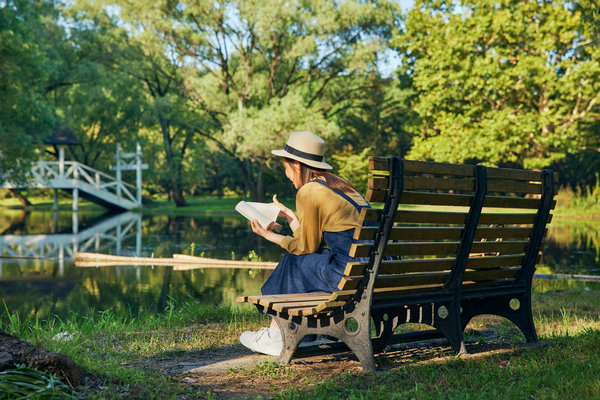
[271,149,332,170]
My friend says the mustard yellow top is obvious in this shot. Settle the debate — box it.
[280,180,368,255]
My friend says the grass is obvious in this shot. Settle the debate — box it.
[554,174,600,218]
[278,330,600,399]
[1,280,599,399]
[1,300,268,399]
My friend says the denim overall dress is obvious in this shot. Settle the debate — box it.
[261,180,369,295]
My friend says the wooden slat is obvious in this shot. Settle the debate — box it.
[238,292,332,305]
[483,195,549,209]
[462,279,515,290]
[400,192,473,207]
[351,240,528,258]
[355,226,463,241]
[405,176,475,191]
[351,241,458,258]
[289,301,349,317]
[339,272,450,291]
[272,300,326,313]
[329,290,357,302]
[370,176,543,195]
[370,176,478,192]
[463,268,519,281]
[344,254,532,278]
[256,293,331,302]
[341,268,519,292]
[369,156,389,172]
[355,226,534,241]
[370,284,445,300]
[288,306,318,316]
[366,188,386,203]
[362,209,542,225]
[370,156,557,183]
[470,240,528,254]
[486,166,546,182]
[235,296,250,303]
[344,259,451,277]
[487,179,543,195]
[478,212,541,225]
[369,176,389,190]
[397,192,546,209]
[403,159,475,177]
[467,254,529,269]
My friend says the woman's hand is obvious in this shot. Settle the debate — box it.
[251,219,284,245]
[273,194,299,232]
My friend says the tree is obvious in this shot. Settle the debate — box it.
[393,0,600,169]
[70,0,201,206]
[0,0,58,184]
[109,0,401,201]
[47,5,148,174]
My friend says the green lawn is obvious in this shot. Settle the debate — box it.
[1,280,599,399]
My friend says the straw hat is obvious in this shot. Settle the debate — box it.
[271,131,332,170]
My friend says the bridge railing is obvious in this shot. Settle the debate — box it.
[30,161,138,205]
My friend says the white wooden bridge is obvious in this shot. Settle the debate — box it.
[2,144,146,211]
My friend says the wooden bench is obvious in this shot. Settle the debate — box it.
[236,156,557,371]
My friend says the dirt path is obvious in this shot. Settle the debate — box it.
[126,335,522,399]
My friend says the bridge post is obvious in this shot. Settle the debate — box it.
[58,146,65,177]
[136,142,142,206]
[115,144,123,199]
[73,163,79,213]
[53,189,58,212]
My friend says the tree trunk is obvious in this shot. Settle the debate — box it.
[235,159,265,201]
[0,331,83,387]
[8,189,32,207]
[158,114,188,207]
[256,164,265,202]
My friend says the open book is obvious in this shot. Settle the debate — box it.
[235,201,280,229]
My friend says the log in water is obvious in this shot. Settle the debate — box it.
[74,252,277,269]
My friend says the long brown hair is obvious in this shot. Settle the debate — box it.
[283,158,359,194]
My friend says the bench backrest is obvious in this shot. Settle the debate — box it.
[336,156,557,306]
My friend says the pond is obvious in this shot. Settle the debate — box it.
[0,208,599,321]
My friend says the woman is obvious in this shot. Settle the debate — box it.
[240,130,370,356]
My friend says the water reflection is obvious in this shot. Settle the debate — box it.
[542,219,600,275]
[0,209,599,321]
[0,210,285,320]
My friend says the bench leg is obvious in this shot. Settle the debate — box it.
[342,325,376,372]
[272,316,303,365]
[272,312,377,372]
[433,303,466,355]
[461,294,538,343]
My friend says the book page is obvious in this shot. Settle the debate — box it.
[235,201,280,229]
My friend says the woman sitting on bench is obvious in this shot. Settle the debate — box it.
[240,130,370,356]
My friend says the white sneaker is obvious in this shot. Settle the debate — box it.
[239,327,282,356]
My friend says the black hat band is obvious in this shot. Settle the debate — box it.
[284,144,323,162]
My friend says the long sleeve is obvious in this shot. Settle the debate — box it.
[280,181,367,255]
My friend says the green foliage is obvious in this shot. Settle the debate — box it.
[332,147,372,195]
[555,173,600,217]
[394,0,600,169]
[578,0,600,42]
[0,364,82,400]
[102,0,401,201]
[0,0,57,184]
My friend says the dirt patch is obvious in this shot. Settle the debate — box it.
[126,332,527,399]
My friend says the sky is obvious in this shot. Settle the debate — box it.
[398,0,415,12]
